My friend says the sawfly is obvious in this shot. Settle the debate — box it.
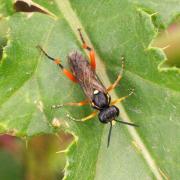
[37,29,138,147]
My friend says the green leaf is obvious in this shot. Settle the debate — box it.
[0,0,180,179]
[0,0,14,16]
[136,0,180,25]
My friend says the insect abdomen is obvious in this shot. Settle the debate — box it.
[68,51,90,81]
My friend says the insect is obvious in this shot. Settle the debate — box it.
[37,29,138,147]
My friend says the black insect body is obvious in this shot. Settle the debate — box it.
[38,29,138,147]
[98,105,119,124]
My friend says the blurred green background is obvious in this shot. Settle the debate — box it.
[0,133,73,180]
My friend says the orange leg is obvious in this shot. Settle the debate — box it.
[111,89,134,105]
[51,99,89,109]
[67,111,98,122]
[107,56,125,92]
[37,45,77,83]
[78,28,96,70]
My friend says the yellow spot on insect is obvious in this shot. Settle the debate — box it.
[94,90,99,94]
[112,120,116,125]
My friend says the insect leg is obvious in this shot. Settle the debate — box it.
[107,56,125,92]
[77,28,96,70]
[67,111,98,122]
[37,45,77,82]
[110,89,134,105]
[52,99,89,109]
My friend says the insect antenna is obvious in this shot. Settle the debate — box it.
[114,120,139,127]
[37,45,55,61]
[37,45,63,69]
[107,121,113,148]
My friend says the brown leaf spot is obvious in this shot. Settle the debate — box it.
[14,0,57,18]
